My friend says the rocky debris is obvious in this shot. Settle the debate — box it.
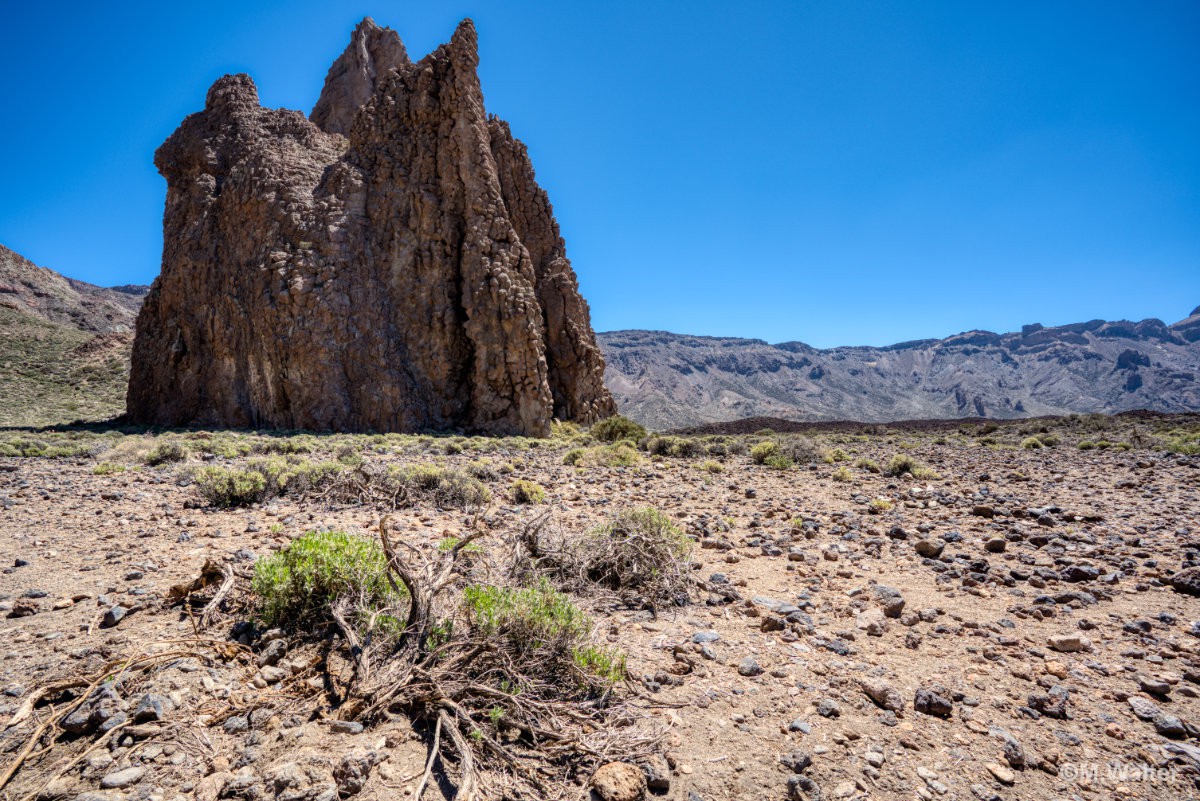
[870,585,905,618]
[99,767,145,789]
[1047,633,1091,653]
[1169,567,1200,596]
[333,749,384,796]
[127,18,614,436]
[859,679,905,714]
[913,685,953,718]
[591,761,646,801]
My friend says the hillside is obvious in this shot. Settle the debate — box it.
[598,312,1200,430]
[0,244,147,426]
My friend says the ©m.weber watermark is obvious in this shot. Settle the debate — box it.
[1059,761,1178,783]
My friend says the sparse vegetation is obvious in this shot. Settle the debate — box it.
[510,479,546,504]
[831,466,852,482]
[590,415,646,443]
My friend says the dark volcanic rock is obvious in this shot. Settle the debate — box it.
[127,19,614,436]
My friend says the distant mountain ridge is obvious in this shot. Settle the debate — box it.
[598,309,1200,430]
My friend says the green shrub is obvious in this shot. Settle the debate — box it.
[511,479,546,504]
[869,498,893,513]
[1021,436,1044,450]
[884,453,918,476]
[646,436,699,457]
[822,447,850,464]
[763,453,793,470]
[385,464,491,508]
[590,415,647,444]
[464,579,625,685]
[831,466,852,482]
[699,459,724,474]
[145,441,189,466]
[751,441,781,465]
[251,530,406,636]
[855,458,881,473]
[92,462,125,476]
[1077,440,1097,450]
[194,466,269,507]
[193,457,346,507]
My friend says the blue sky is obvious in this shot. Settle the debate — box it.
[1,0,1197,348]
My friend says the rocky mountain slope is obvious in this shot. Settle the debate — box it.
[0,244,147,426]
[128,18,614,436]
[599,312,1200,430]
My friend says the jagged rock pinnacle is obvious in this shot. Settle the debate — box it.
[128,19,615,435]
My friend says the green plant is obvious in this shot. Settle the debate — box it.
[751,441,780,465]
[144,440,188,466]
[822,447,850,464]
[590,415,647,444]
[763,453,793,470]
[869,498,893,513]
[831,466,852,482]
[510,479,546,504]
[251,530,407,636]
[699,459,724,474]
[194,466,269,507]
[855,458,881,473]
[884,453,920,476]
[92,462,125,476]
[1021,436,1044,450]
[463,579,625,686]
[1077,440,1097,450]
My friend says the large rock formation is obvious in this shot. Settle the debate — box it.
[128,18,614,435]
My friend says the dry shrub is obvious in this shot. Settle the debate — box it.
[519,507,695,611]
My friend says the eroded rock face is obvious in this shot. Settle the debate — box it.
[128,18,614,435]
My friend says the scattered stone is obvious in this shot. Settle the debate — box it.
[100,767,146,789]
[859,679,905,713]
[914,686,953,718]
[592,761,646,801]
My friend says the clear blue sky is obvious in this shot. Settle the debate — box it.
[2,1,1197,348]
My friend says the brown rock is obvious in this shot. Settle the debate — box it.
[128,18,615,436]
[591,761,646,801]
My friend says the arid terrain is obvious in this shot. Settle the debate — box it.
[3,413,1200,801]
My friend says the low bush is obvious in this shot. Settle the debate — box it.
[511,479,546,504]
[464,579,626,688]
[590,415,647,444]
[855,458,881,473]
[831,466,852,482]
[750,441,780,465]
[251,530,406,637]
[572,507,693,609]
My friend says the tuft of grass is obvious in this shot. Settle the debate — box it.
[831,466,853,482]
[92,461,126,476]
[698,459,724,474]
[251,530,407,636]
[855,458,881,473]
[563,442,641,468]
[868,498,893,513]
[511,479,546,504]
